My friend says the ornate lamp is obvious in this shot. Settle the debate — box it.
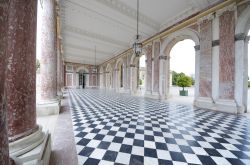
[133,0,142,57]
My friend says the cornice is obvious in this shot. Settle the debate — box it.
[65,25,128,47]
[65,43,112,56]
[94,0,159,30]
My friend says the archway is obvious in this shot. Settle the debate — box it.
[130,52,147,96]
[169,39,195,103]
[235,4,250,113]
[115,58,125,91]
[160,28,199,103]
[138,55,146,95]
[106,64,112,89]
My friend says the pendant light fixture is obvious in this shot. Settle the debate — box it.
[133,0,142,57]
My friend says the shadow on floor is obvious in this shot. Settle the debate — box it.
[49,93,78,165]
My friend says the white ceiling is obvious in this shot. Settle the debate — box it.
[60,0,222,65]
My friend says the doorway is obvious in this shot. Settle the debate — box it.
[79,73,86,89]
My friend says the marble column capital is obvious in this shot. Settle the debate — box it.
[215,3,236,17]
[194,45,200,51]
[159,56,169,60]
[197,13,215,25]
[130,64,136,68]
[235,33,247,41]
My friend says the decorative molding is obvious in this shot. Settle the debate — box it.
[212,40,220,47]
[160,6,199,31]
[216,3,237,17]
[194,45,200,51]
[66,43,112,56]
[197,13,215,25]
[61,0,150,36]
[94,0,159,30]
[235,33,247,41]
[130,64,136,68]
[159,56,168,60]
[65,25,128,47]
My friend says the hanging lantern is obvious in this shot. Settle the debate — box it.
[133,0,142,57]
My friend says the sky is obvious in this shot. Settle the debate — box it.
[170,39,195,76]
[139,55,146,67]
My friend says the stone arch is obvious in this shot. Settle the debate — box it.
[160,28,200,100]
[114,58,125,91]
[129,50,147,95]
[105,63,113,89]
[235,4,250,112]
[76,66,89,88]
[161,28,199,55]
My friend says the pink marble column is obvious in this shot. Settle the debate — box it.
[145,45,153,92]
[38,0,57,101]
[219,11,235,99]
[6,0,38,142]
[0,1,9,164]
[199,19,212,97]
[153,42,160,93]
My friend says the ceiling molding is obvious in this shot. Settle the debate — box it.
[64,25,129,47]
[160,7,198,30]
[65,43,113,56]
[62,31,125,49]
[64,57,104,65]
[65,53,108,60]
[94,0,160,30]
[61,0,152,36]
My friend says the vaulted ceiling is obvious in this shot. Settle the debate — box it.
[60,0,222,65]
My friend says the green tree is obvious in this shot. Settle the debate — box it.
[172,71,185,85]
[177,75,192,91]
[139,79,143,85]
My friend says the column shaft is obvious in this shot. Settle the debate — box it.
[6,0,38,141]
[0,1,9,164]
[38,0,57,101]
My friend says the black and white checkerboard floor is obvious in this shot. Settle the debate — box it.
[69,89,250,165]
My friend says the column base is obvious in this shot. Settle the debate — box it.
[36,99,61,116]
[57,91,63,99]
[194,97,241,114]
[150,92,160,100]
[10,127,51,165]
[143,91,151,98]
[117,88,130,94]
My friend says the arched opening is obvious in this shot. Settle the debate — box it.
[169,39,195,103]
[235,5,250,113]
[106,64,112,89]
[116,61,124,89]
[119,64,123,88]
[130,53,147,96]
[138,55,146,95]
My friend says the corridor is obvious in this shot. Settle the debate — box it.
[69,89,250,165]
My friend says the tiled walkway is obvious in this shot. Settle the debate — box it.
[69,89,250,165]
